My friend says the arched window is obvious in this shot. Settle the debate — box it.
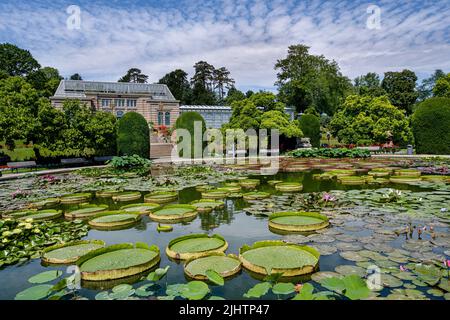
[165,112,171,126]
[158,112,163,125]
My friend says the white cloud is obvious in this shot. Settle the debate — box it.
[0,0,448,91]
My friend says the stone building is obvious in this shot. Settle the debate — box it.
[50,80,180,127]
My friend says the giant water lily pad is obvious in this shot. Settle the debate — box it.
[120,203,160,214]
[88,211,141,230]
[30,198,60,209]
[149,204,198,223]
[239,179,260,189]
[201,189,230,199]
[190,200,224,213]
[78,243,160,281]
[239,240,319,277]
[42,240,106,264]
[96,190,122,198]
[243,192,271,201]
[166,234,228,260]
[184,253,241,280]
[112,192,142,202]
[269,212,329,233]
[60,193,92,204]
[64,205,108,219]
[275,182,303,192]
[144,191,178,204]
[338,176,366,185]
[389,176,422,184]
[18,210,62,221]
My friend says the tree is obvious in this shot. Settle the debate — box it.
[191,82,217,105]
[70,73,83,80]
[249,92,285,112]
[275,44,352,115]
[0,76,41,149]
[433,73,450,98]
[0,43,40,77]
[354,73,386,97]
[417,70,445,101]
[31,100,117,159]
[381,70,419,114]
[225,86,246,105]
[299,114,321,147]
[117,112,150,158]
[27,67,63,97]
[212,67,235,100]
[411,97,450,155]
[191,61,215,90]
[158,69,192,104]
[118,68,149,83]
[329,95,413,146]
[175,112,206,158]
[224,99,262,132]
[260,110,303,138]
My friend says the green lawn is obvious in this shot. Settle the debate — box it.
[0,141,36,162]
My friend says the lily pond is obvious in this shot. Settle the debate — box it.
[1,157,450,300]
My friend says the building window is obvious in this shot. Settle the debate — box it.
[165,112,171,126]
[115,99,125,107]
[127,99,137,108]
[158,112,164,125]
[101,99,111,107]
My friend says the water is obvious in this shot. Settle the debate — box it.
[0,171,447,300]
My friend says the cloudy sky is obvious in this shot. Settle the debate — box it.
[0,0,449,92]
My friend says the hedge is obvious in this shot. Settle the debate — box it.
[117,112,150,158]
[411,97,450,155]
[299,114,321,147]
[175,112,206,158]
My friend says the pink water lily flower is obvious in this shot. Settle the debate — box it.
[323,193,336,202]
[444,260,450,268]
[399,265,408,272]
[295,283,303,293]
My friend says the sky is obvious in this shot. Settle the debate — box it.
[0,0,449,92]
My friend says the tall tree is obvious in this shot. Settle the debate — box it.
[212,67,235,100]
[433,73,450,98]
[354,73,386,97]
[191,61,215,90]
[0,43,40,77]
[417,69,445,101]
[191,82,217,105]
[70,73,83,80]
[225,86,246,105]
[381,69,419,114]
[118,68,149,83]
[275,44,352,115]
[27,67,63,97]
[158,69,192,104]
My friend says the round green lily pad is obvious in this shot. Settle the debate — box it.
[15,284,53,300]
[269,212,329,233]
[149,204,198,223]
[95,190,122,198]
[238,179,260,189]
[184,254,241,280]
[120,203,160,214]
[394,169,421,177]
[338,176,366,185]
[64,205,108,219]
[201,189,230,199]
[88,211,141,230]
[42,240,106,264]
[144,191,178,204]
[268,180,283,186]
[275,182,303,192]
[166,234,228,260]
[112,192,142,202]
[2,210,37,219]
[389,176,422,184]
[19,210,62,221]
[60,193,92,204]
[78,244,160,281]
[243,192,271,200]
[30,198,60,209]
[239,240,320,277]
[190,200,225,213]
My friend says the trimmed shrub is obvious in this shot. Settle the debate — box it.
[299,114,321,147]
[411,97,450,155]
[117,112,150,158]
[174,112,206,158]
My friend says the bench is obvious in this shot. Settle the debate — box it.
[93,156,115,164]
[7,161,37,173]
[60,158,90,167]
